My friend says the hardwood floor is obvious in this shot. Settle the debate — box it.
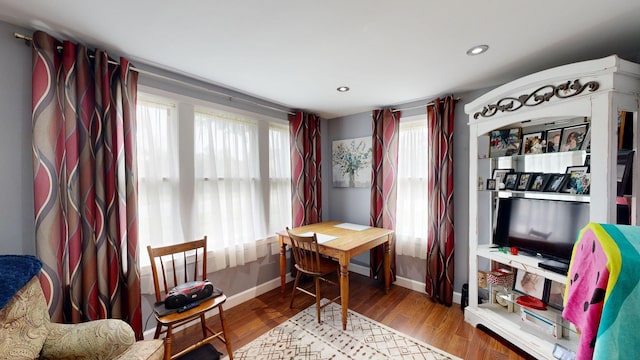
[170,273,534,359]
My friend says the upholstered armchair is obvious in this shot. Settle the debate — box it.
[0,255,164,360]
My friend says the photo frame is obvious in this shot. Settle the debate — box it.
[581,126,591,151]
[492,168,514,188]
[617,149,634,196]
[513,269,545,300]
[528,173,549,191]
[575,173,591,194]
[516,173,533,191]
[332,136,372,188]
[486,178,497,190]
[560,124,588,152]
[544,280,566,310]
[562,166,590,193]
[545,128,563,153]
[522,132,545,154]
[544,174,567,192]
[617,111,634,150]
[489,128,522,158]
[504,173,519,190]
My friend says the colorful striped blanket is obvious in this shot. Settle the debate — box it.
[563,223,640,360]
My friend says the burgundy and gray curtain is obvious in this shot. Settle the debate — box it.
[31,31,142,338]
[425,96,455,306]
[289,111,322,227]
[369,108,399,281]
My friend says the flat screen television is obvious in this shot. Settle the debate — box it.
[493,197,590,262]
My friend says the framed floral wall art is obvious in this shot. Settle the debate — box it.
[332,136,372,188]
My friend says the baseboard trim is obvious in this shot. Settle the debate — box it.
[349,262,461,305]
[143,269,461,339]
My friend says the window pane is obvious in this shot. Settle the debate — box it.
[136,100,183,262]
[269,124,292,233]
[194,111,266,268]
[396,120,429,259]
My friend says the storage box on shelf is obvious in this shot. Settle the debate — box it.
[466,55,640,360]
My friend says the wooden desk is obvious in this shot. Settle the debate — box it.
[278,221,393,330]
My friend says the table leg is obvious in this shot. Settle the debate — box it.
[279,235,286,293]
[384,235,391,294]
[339,262,349,330]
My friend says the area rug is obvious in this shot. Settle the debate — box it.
[222,301,461,360]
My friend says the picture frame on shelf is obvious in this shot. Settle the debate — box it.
[516,173,533,191]
[489,128,522,158]
[562,165,590,193]
[545,128,563,153]
[528,173,549,191]
[560,124,588,152]
[513,269,545,301]
[576,173,591,194]
[617,149,634,196]
[617,111,634,150]
[544,280,566,310]
[544,174,567,192]
[492,168,514,189]
[581,126,591,151]
[486,178,497,190]
[504,173,519,190]
[522,132,545,154]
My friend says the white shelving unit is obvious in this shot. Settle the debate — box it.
[465,55,640,359]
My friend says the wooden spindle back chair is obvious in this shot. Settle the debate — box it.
[286,228,341,323]
[147,237,233,359]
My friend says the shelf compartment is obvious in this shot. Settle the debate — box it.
[477,245,568,283]
[465,304,577,360]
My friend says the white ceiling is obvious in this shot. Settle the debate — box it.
[2,1,640,119]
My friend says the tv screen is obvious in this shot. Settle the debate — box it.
[494,197,590,261]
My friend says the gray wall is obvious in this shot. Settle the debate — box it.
[0,22,35,255]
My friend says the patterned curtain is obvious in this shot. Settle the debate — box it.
[289,111,322,227]
[31,31,142,338]
[425,96,455,306]
[369,108,399,281]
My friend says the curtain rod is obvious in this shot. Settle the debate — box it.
[14,32,295,116]
[392,97,461,113]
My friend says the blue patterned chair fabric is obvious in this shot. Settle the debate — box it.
[0,255,164,360]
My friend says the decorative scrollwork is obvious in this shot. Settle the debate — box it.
[473,79,599,119]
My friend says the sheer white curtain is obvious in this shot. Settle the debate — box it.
[269,124,292,234]
[395,118,429,259]
[194,111,267,271]
[136,100,183,265]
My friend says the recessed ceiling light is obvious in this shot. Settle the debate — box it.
[466,45,489,56]
[336,86,350,92]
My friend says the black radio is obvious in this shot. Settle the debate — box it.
[164,279,214,309]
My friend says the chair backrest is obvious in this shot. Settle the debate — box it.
[146,237,207,303]
[286,228,324,275]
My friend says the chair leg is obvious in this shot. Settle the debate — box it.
[154,323,162,339]
[315,276,321,323]
[218,304,233,360]
[290,272,301,308]
[200,313,208,338]
[163,325,173,360]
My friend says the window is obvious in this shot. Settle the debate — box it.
[136,91,291,274]
[136,99,183,266]
[268,124,292,234]
[395,116,429,259]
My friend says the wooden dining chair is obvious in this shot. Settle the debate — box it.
[147,237,233,360]
[286,227,341,323]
